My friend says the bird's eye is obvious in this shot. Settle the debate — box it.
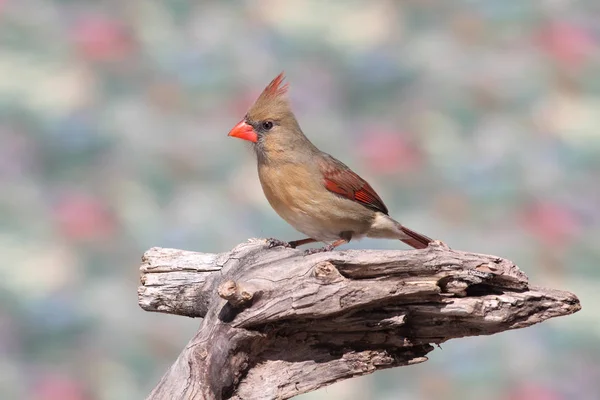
[261,121,274,131]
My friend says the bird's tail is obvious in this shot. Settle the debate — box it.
[399,225,432,249]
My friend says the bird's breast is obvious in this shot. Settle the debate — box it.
[257,162,374,241]
[258,163,323,226]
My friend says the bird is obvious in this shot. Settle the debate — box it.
[228,73,433,253]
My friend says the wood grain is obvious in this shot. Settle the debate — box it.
[138,239,580,400]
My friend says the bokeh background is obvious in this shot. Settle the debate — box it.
[1,0,599,399]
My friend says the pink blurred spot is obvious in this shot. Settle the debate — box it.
[32,373,88,400]
[538,21,596,68]
[504,383,563,400]
[231,89,260,117]
[521,201,580,247]
[358,129,422,174]
[54,193,116,241]
[72,16,134,62]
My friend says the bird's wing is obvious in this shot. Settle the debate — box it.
[318,154,389,215]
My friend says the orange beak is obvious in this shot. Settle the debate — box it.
[228,120,258,143]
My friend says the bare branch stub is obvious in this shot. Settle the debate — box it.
[218,280,254,308]
[139,239,581,400]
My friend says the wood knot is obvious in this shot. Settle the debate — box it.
[442,279,469,297]
[313,261,341,283]
[476,262,500,274]
[218,280,254,308]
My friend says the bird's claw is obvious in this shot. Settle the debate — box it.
[303,245,334,255]
[266,238,292,249]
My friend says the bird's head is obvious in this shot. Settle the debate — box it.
[228,73,309,159]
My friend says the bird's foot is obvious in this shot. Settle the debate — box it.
[266,238,292,249]
[303,245,334,255]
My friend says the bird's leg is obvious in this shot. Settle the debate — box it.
[267,237,316,249]
[288,238,317,248]
[303,239,347,255]
[303,232,351,255]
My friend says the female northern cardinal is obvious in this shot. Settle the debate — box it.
[228,73,432,253]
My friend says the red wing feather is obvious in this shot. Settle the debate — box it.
[319,155,389,215]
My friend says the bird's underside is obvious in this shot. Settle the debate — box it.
[229,72,433,253]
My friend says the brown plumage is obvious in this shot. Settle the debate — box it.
[228,73,433,252]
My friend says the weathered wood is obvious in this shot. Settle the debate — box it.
[138,239,580,400]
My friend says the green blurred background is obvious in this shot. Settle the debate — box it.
[1,1,599,399]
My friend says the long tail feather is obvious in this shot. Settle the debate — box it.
[399,226,432,249]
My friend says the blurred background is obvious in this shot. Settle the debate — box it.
[0,0,599,399]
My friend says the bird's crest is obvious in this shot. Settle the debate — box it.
[259,72,288,100]
[248,72,291,121]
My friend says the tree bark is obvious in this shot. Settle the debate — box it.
[138,239,580,400]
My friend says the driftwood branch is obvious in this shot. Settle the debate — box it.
[138,239,580,400]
